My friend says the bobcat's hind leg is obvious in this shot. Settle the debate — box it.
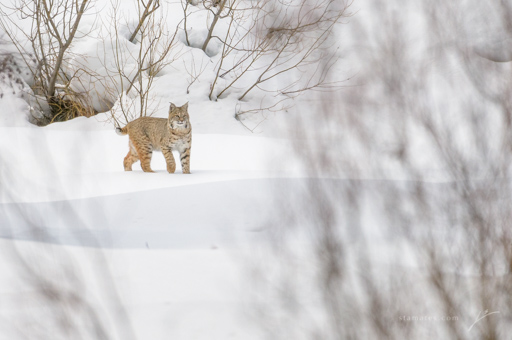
[137,145,155,173]
[162,147,176,173]
[124,141,139,171]
[129,137,154,172]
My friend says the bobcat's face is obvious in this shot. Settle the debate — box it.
[168,102,191,132]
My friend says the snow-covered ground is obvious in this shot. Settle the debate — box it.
[0,103,297,339]
[1,0,511,339]
[0,1,316,338]
[0,82,304,339]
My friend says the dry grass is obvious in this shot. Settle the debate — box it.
[42,92,96,125]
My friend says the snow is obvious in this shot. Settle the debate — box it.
[0,117,287,339]
[1,0,508,338]
[0,106,306,338]
[0,123,295,203]
[0,0,317,336]
[0,238,265,339]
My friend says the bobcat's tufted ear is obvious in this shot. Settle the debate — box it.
[182,102,189,111]
[169,102,177,112]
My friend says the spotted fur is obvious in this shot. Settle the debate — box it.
[117,102,192,174]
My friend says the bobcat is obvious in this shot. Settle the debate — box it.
[116,102,192,174]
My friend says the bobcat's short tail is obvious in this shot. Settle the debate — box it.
[116,126,128,136]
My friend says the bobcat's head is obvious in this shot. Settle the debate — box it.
[168,102,191,133]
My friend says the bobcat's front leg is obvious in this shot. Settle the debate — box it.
[162,147,176,173]
[180,147,191,174]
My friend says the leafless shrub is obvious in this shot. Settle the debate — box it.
[105,0,182,127]
[181,0,192,46]
[183,53,209,94]
[250,0,512,339]
[128,0,160,43]
[0,0,96,124]
[204,0,352,129]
